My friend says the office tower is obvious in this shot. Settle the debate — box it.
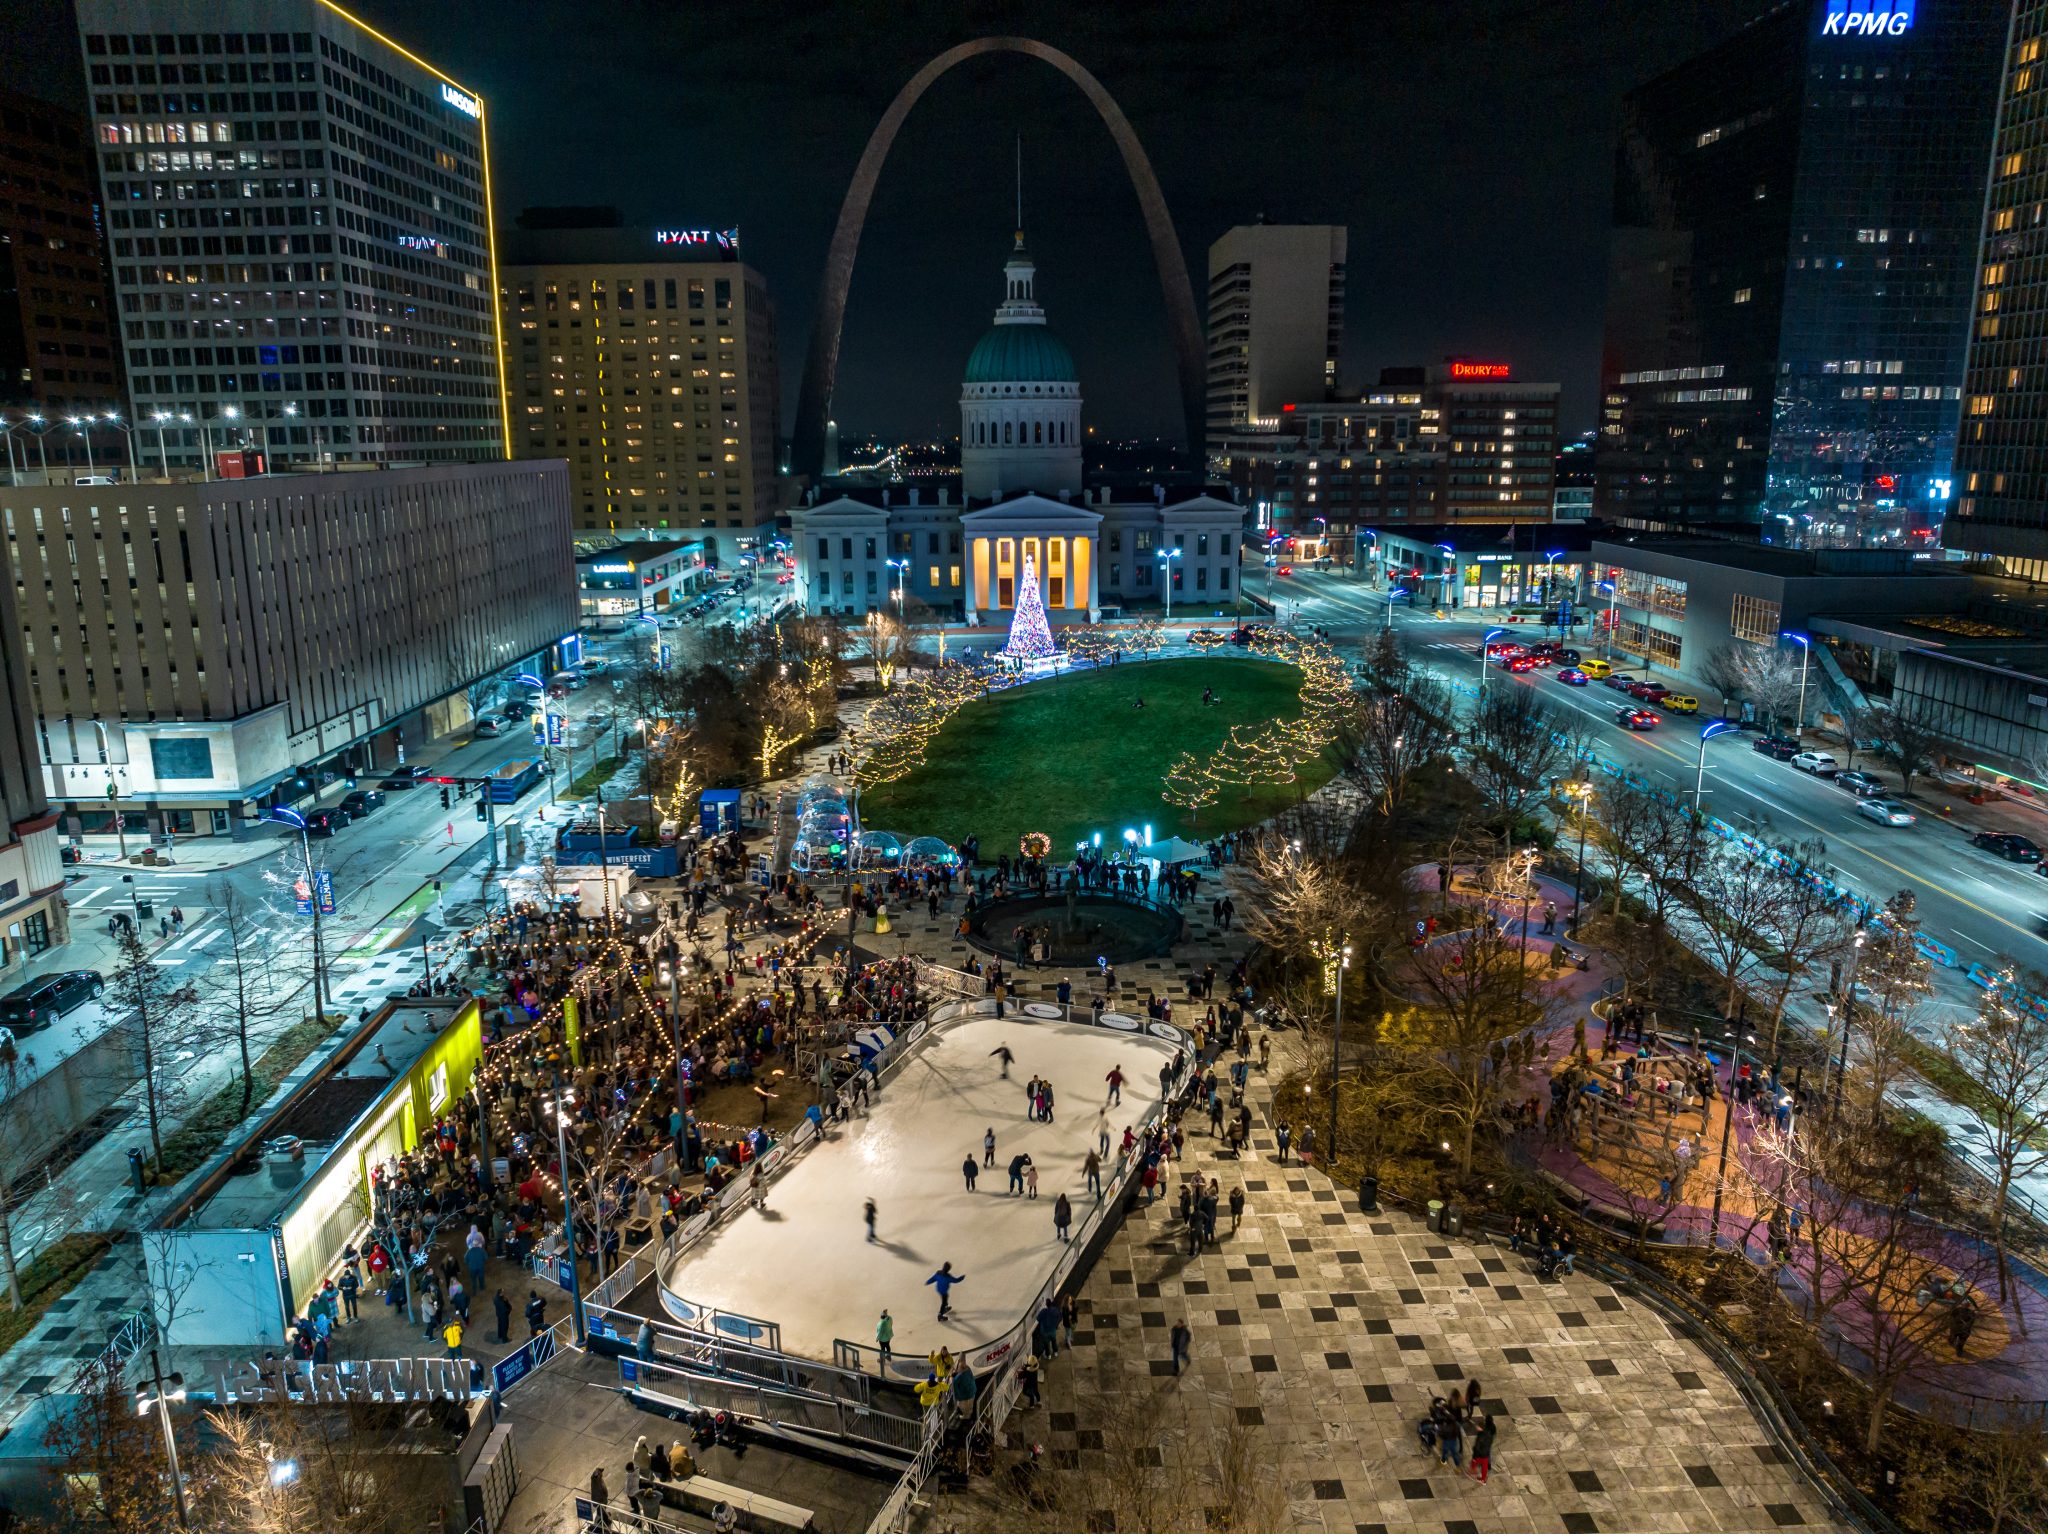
[1596,0,2006,543]
[501,213,782,545]
[75,0,507,469]
[0,88,123,426]
[1948,5,2048,573]
[1205,222,1346,441]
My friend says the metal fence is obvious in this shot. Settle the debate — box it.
[620,1354,925,1457]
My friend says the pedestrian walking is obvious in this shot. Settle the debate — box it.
[962,1154,979,1191]
[1228,1184,1245,1231]
[589,1469,611,1533]
[1169,1318,1192,1375]
[337,1265,360,1321]
[1437,1402,1465,1468]
[864,1197,878,1242]
[492,1289,512,1343]
[1019,1352,1042,1407]
[1053,1192,1073,1242]
[1468,1415,1497,1482]
[1276,1122,1292,1164]
[1061,1294,1078,1350]
[927,1262,965,1320]
[1084,1148,1103,1197]
[876,1308,894,1367]
[525,1290,547,1337]
[443,1318,465,1359]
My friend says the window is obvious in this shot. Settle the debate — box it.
[929,565,940,586]
[1731,592,1782,646]
[1197,533,1209,556]
[866,570,877,595]
[1196,566,1208,591]
[841,537,853,559]
[949,565,961,587]
[816,537,828,561]
[864,536,877,560]
[149,736,213,780]
[428,1063,450,1111]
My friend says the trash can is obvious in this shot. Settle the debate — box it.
[127,1148,146,1194]
[1447,1205,1463,1238]
[1427,1198,1444,1232]
[1360,1175,1380,1214]
[135,898,155,920]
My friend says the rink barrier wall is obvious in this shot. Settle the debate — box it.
[649,992,1189,1384]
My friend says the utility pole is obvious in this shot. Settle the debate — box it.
[147,1349,190,1528]
[548,1065,588,1342]
[1327,944,1350,1162]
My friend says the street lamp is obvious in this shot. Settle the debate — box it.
[280,403,299,471]
[1158,546,1182,622]
[1568,780,1593,933]
[1688,721,1737,876]
[885,556,910,608]
[1783,631,1813,743]
[149,412,177,478]
[102,413,139,481]
[21,414,50,480]
[1597,580,1618,660]
[1327,941,1351,1162]
[67,416,97,479]
[90,720,127,859]
[1834,929,1866,1110]
[137,1356,191,1527]
[180,413,213,479]
[1479,626,1506,705]
[1544,548,1564,632]
[268,806,333,1026]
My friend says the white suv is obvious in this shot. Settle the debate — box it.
[1790,751,1839,777]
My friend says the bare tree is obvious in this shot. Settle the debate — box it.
[1337,670,1456,819]
[203,1404,454,1534]
[1682,843,1798,1016]
[1945,973,2048,1321]
[1585,776,1693,924]
[859,609,913,691]
[105,925,199,1175]
[200,881,293,1118]
[1861,696,1953,797]
[1700,642,1804,731]
[1466,684,1573,835]
[1750,840,1857,1059]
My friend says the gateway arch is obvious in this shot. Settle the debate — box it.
[791,37,1206,479]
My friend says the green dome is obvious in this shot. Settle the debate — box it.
[964,324,1077,385]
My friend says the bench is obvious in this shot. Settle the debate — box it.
[656,1474,815,1532]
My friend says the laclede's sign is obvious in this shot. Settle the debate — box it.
[1822,0,1914,36]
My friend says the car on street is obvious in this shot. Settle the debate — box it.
[1504,655,1541,672]
[1660,694,1700,714]
[1186,628,1229,646]
[0,970,104,1031]
[472,716,507,737]
[339,789,384,819]
[1791,751,1839,777]
[1752,735,1800,761]
[303,809,347,837]
[1835,770,1885,797]
[1602,673,1637,693]
[1972,831,2044,862]
[1857,799,1918,827]
[1484,640,1523,658]
[1276,565,1294,577]
[1577,658,1613,680]
[379,764,430,790]
[1615,707,1659,731]
[1627,680,1670,703]
[1555,668,1589,686]
[576,657,608,676]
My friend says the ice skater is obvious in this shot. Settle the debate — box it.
[876,1309,893,1367]
[748,1165,766,1212]
[1053,1192,1073,1242]
[927,1263,965,1320]
[1105,1063,1125,1106]
[1094,1109,1111,1159]
[983,1127,996,1167]
[989,1044,1015,1079]
[962,1154,979,1191]
[1008,1152,1032,1196]
[864,1197,878,1243]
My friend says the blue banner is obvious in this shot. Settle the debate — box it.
[491,1325,558,1397]
[548,713,565,746]
[313,868,335,916]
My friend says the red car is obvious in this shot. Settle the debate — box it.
[1629,680,1670,702]
[1615,707,1660,731]
[1276,565,1295,577]
[1484,640,1523,658]
[1505,655,1541,672]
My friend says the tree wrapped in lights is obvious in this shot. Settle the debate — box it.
[1161,750,1219,822]
[1210,722,1298,793]
[999,548,1058,661]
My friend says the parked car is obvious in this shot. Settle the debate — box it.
[576,657,609,675]
[304,810,346,837]
[1752,735,1800,761]
[339,789,384,818]
[1555,668,1590,686]
[1615,707,1659,731]
[1505,655,1541,672]
[1554,648,1581,666]
[472,716,507,737]
[1835,770,1885,797]
[1972,831,2044,862]
[1660,694,1700,714]
[1602,673,1637,693]
[1628,681,1670,703]
[379,765,430,790]
[1791,751,1839,777]
[1858,799,1918,827]
[500,700,533,721]
[0,970,104,1031]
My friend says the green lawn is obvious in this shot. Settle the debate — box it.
[861,655,1337,855]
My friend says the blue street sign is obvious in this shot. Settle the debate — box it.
[547,713,565,746]
[658,642,671,671]
[313,868,335,916]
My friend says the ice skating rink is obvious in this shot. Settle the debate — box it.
[661,1011,1177,1365]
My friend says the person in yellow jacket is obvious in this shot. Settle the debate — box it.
[443,1319,464,1359]
[915,1375,948,1411]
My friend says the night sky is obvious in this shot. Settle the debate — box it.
[1,0,1763,444]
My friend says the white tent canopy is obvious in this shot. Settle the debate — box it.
[1142,837,1209,867]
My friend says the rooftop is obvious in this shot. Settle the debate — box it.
[574,538,703,567]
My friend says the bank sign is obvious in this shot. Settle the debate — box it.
[1822,0,1914,36]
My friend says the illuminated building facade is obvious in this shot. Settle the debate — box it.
[1206,222,1346,442]
[74,0,507,468]
[1597,0,2006,543]
[501,217,781,546]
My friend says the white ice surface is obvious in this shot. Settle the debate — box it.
[662,1012,1176,1364]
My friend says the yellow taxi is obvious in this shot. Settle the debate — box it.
[1661,693,1700,714]
[1577,658,1613,680]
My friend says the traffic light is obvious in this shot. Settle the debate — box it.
[439,788,451,809]
[475,799,488,821]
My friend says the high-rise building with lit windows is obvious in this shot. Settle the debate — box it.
[73,0,507,469]
[1596,0,2006,544]
[500,214,782,547]
[1205,222,1346,444]
[1947,7,2048,573]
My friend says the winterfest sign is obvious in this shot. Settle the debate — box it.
[202,1356,485,1405]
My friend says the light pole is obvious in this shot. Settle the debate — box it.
[103,413,139,481]
[91,720,127,859]
[1437,542,1457,610]
[1784,631,1812,743]
[269,807,332,1025]
[150,412,175,478]
[281,402,299,471]
[67,416,96,479]
[1158,546,1182,622]
[181,413,213,479]
[1327,941,1351,1162]
[1479,626,1506,706]
[1544,548,1564,631]
[1598,580,1618,660]
[1834,930,1865,1111]
[1568,780,1592,934]
[886,556,910,609]
[24,414,49,480]
[139,1352,191,1527]
[1687,721,1737,877]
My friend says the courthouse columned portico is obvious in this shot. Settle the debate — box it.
[961,497,1102,624]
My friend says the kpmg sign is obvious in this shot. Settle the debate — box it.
[1822,0,1915,36]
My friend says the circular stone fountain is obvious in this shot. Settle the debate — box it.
[965,883,1184,967]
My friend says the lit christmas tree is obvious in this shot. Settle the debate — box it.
[1000,548,1059,660]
